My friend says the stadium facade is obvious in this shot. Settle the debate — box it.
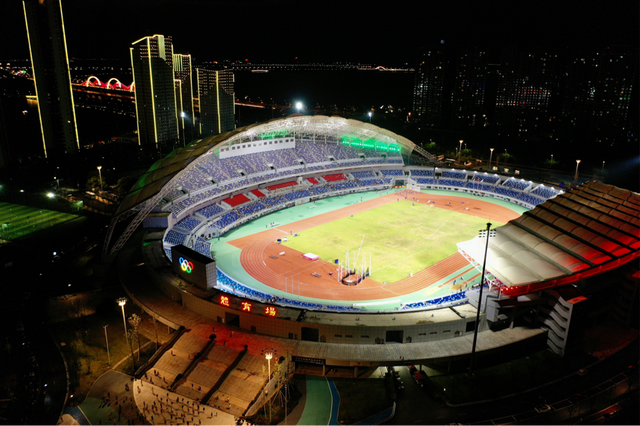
[108,115,639,356]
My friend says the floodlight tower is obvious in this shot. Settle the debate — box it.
[262,347,277,422]
[468,223,495,377]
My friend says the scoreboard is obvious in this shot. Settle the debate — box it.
[171,245,216,291]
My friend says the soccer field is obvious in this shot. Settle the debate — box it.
[0,202,81,242]
[282,200,501,284]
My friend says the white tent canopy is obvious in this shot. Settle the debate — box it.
[458,181,640,292]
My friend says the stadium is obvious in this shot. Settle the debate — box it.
[106,114,640,357]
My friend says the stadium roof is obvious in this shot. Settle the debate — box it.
[116,115,421,216]
[457,181,640,297]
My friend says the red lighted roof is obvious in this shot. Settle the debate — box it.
[251,189,265,197]
[223,193,250,207]
[266,181,298,191]
[457,181,640,298]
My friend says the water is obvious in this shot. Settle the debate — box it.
[234,69,415,110]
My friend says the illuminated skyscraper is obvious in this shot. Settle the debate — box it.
[450,48,491,129]
[412,45,446,128]
[22,0,79,157]
[130,34,178,149]
[173,53,195,146]
[493,50,558,133]
[196,69,235,136]
[560,46,637,144]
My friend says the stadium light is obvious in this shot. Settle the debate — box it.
[468,223,495,377]
[489,148,494,170]
[574,159,581,185]
[46,192,55,198]
[459,140,463,163]
[368,111,372,122]
[262,347,277,422]
[295,102,303,111]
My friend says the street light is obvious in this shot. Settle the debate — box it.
[574,159,581,185]
[117,297,129,347]
[181,112,187,147]
[468,223,496,377]
[97,166,102,192]
[489,148,494,170]
[262,347,277,423]
[103,324,111,365]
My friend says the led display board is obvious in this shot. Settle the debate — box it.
[171,245,216,291]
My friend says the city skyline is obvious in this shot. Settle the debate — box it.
[2,0,638,64]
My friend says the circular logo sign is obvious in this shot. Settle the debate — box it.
[179,257,194,274]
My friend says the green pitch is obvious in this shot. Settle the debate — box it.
[282,200,501,284]
[0,202,81,242]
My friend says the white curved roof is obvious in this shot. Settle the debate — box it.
[457,181,640,295]
[116,115,421,215]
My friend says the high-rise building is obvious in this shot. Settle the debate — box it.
[560,46,637,144]
[22,0,79,158]
[412,45,446,128]
[196,69,235,137]
[494,50,558,133]
[173,53,195,146]
[130,34,178,149]
[450,48,491,129]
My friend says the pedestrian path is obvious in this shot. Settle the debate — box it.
[296,376,332,425]
[132,378,236,425]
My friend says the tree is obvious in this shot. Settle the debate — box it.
[85,176,104,192]
[126,329,137,375]
[128,314,142,361]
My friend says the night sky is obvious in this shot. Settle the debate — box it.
[2,0,637,64]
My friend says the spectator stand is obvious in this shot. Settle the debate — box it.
[409,168,435,177]
[530,184,561,199]
[470,172,500,185]
[400,292,468,311]
[322,173,347,182]
[250,189,266,198]
[222,193,251,209]
[502,177,531,191]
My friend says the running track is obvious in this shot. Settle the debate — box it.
[229,191,520,303]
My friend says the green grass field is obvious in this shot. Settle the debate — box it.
[0,202,81,242]
[282,200,501,284]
